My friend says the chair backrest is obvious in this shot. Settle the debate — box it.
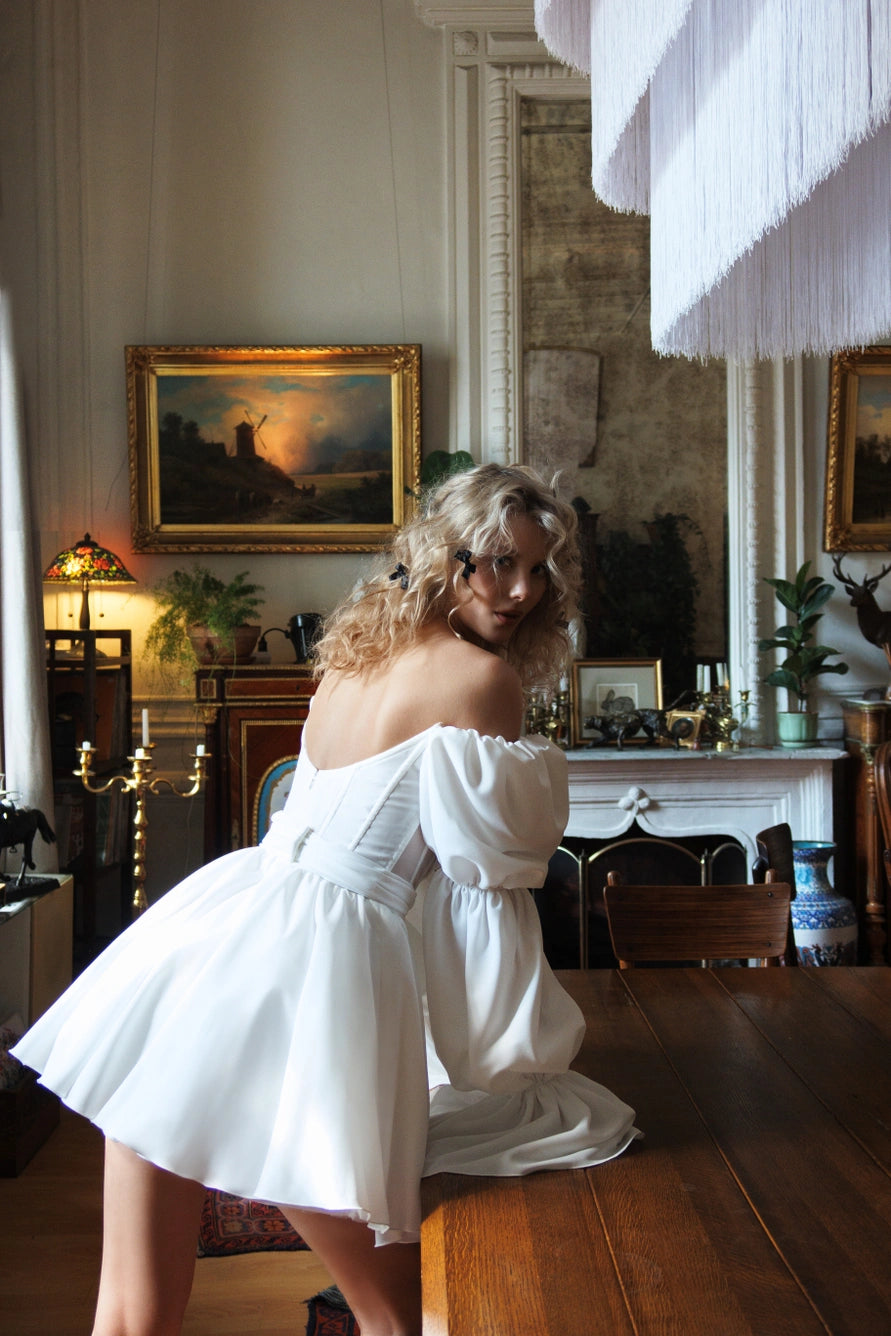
[585,837,706,968]
[754,822,798,967]
[603,870,792,968]
[755,822,796,893]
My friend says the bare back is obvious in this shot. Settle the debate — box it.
[302,621,526,771]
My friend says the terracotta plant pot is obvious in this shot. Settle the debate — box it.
[187,624,261,665]
[776,710,818,748]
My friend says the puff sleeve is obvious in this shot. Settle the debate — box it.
[417,728,585,1095]
[419,726,568,890]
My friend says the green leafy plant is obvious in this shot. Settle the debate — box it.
[408,449,475,498]
[759,562,849,710]
[145,565,265,671]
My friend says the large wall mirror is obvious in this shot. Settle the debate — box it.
[519,96,727,698]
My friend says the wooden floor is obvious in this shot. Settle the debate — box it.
[0,1107,334,1336]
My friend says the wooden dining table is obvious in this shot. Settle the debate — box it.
[421,966,891,1335]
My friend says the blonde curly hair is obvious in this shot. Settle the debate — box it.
[313,463,581,693]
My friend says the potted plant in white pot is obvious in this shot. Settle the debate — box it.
[759,562,849,747]
[145,565,265,677]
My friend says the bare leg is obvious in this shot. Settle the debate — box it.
[281,1207,421,1336]
[92,1138,205,1336]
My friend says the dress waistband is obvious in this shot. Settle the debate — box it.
[261,818,416,918]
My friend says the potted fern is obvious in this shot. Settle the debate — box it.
[145,565,265,673]
[758,562,849,747]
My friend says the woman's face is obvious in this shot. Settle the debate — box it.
[450,511,550,647]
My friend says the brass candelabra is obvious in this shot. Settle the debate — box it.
[76,741,209,916]
[692,687,740,751]
[525,690,570,749]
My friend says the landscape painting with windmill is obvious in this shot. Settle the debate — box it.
[127,345,421,552]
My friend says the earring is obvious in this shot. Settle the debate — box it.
[454,549,476,580]
[389,562,409,590]
[446,606,464,641]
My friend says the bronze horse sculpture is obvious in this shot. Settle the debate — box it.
[0,801,56,887]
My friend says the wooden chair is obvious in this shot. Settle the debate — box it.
[754,822,798,966]
[585,836,706,967]
[603,870,792,968]
[874,740,891,936]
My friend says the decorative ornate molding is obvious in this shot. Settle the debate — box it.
[415,1,534,26]
[453,58,590,461]
[618,786,652,820]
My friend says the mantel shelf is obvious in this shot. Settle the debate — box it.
[566,746,847,764]
[564,744,846,855]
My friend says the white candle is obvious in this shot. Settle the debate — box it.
[141,708,150,746]
[134,746,146,759]
[82,740,93,752]
[196,744,206,756]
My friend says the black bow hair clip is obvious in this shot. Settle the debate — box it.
[389,562,409,590]
[454,549,476,580]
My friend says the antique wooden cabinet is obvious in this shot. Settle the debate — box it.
[196,666,316,860]
[46,630,132,953]
[841,697,891,963]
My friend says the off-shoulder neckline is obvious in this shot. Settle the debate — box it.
[302,724,549,775]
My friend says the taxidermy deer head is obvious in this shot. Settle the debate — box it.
[831,553,891,698]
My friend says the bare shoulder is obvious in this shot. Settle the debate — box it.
[430,640,526,740]
[307,633,526,765]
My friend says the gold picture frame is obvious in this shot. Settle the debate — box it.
[128,344,421,552]
[824,346,891,551]
[570,658,663,747]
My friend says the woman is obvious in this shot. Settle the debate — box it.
[14,463,640,1336]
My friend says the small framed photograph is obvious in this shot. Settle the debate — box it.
[824,346,891,550]
[127,344,421,553]
[664,709,704,748]
[570,658,663,746]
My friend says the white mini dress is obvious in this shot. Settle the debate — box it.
[13,726,640,1245]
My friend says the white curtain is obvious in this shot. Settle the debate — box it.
[0,288,57,874]
[534,0,891,360]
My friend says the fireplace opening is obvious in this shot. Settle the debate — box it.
[533,823,748,968]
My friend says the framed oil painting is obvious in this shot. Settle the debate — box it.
[824,346,891,551]
[570,658,663,746]
[128,345,421,552]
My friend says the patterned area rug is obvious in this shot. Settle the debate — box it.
[306,1287,359,1336]
[196,1189,309,1257]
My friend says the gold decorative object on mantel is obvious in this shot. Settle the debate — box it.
[75,732,209,916]
[525,690,570,750]
[695,685,739,752]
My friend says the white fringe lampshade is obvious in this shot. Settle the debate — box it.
[534,0,891,361]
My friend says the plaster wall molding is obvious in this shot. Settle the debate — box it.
[415,1,535,27]
[451,56,589,460]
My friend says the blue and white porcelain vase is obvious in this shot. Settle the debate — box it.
[790,841,857,966]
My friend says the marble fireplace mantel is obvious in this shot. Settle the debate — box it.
[565,746,848,859]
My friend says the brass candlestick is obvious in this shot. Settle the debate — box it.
[75,742,209,916]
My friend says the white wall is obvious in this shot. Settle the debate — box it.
[3,0,449,703]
